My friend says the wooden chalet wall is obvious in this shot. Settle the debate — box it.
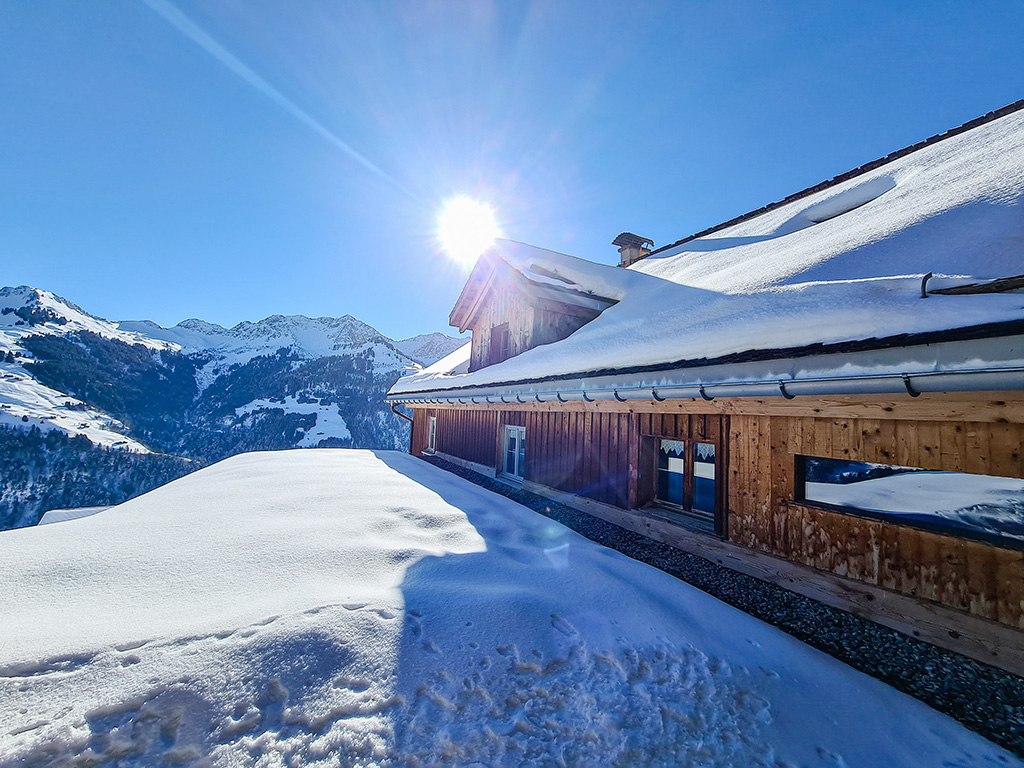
[469,284,534,371]
[729,413,1024,628]
[408,393,1024,630]
[468,281,600,371]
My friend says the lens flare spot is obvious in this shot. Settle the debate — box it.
[438,196,499,265]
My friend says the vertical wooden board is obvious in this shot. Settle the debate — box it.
[769,417,790,553]
[994,548,1024,628]
[965,540,997,621]
[894,421,918,469]
[563,411,573,489]
[831,418,852,462]
[601,413,614,504]
[895,525,922,598]
[639,412,650,436]
[916,530,939,601]
[573,411,585,491]
[582,411,594,496]
[574,411,586,492]
[820,508,849,574]
[810,417,832,459]
[843,515,868,581]
[915,421,942,471]
[609,413,623,506]
[940,421,967,472]
[756,415,772,552]
[964,422,990,476]
[551,412,563,489]
[877,521,901,590]
[538,411,548,483]
[627,412,639,508]
[726,415,746,544]
[496,411,507,472]
[801,506,821,571]
[731,415,750,546]
[740,415,758,548]
[615,413,628,507]
[744,415,761,550]
[858,419,882,464]
[875,419,896,466]
[937,536,970,611]
[988,422,1024,479]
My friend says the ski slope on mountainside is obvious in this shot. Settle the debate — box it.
[0,450,1016,767]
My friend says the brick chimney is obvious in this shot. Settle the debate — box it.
[612,232,653,267]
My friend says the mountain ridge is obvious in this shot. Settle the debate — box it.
[0,284,466,529]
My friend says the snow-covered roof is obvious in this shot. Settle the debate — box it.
[390,103,1024,400]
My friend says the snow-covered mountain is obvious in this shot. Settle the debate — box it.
[0,285,466,529]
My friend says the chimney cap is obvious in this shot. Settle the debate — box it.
[612,232,654,249]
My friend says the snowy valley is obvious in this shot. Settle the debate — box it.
[0,286,465,530]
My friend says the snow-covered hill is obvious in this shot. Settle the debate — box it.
[0,285,463,529]
[0,450,1015,767]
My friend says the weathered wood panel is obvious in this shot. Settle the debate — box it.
[734,413,1024,629]
[434,408,497,467]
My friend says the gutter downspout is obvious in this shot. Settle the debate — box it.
[390,402,413,423]
[390,402,414,455]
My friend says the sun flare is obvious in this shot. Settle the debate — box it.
[438,196,499,265]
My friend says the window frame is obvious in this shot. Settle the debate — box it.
[501,424,526,482]
[651,438,720,529]
[427,415,437,454]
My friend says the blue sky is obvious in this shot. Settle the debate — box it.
[1,1,1022,339]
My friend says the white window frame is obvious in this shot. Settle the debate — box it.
[502,425,526,481]
[427,416,437,453]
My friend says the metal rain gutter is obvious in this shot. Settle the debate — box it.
[387,366,1024,406]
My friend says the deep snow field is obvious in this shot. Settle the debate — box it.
[0,450,1018,767]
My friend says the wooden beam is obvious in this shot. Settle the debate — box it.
[408,391,1024,424]
[518,477,1024,677]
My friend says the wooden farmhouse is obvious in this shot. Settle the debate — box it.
[388,101,1024,675]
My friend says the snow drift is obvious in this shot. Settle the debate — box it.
[0,450,1017,766]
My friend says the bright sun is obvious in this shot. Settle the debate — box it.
[438,196,499,265]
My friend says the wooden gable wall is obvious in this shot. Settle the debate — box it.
[469,281,535,372]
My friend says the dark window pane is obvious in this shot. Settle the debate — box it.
[656,439,686,506]
[693,442,716,513]
[657,469,685,506]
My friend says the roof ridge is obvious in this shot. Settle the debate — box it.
[645,99,1024,259]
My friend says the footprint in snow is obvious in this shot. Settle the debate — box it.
[550,614,578,637]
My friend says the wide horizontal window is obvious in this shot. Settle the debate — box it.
[798,456,1024,547]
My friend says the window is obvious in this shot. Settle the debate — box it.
[654,439,718,527]
[503,425,526,481]
[798,456,1024,548]
[490,323,511,365]
[693,442,717,514]
[656,439,686,506]
[427,416,436,453]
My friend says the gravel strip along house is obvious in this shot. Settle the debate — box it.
[388,101,1024,675]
